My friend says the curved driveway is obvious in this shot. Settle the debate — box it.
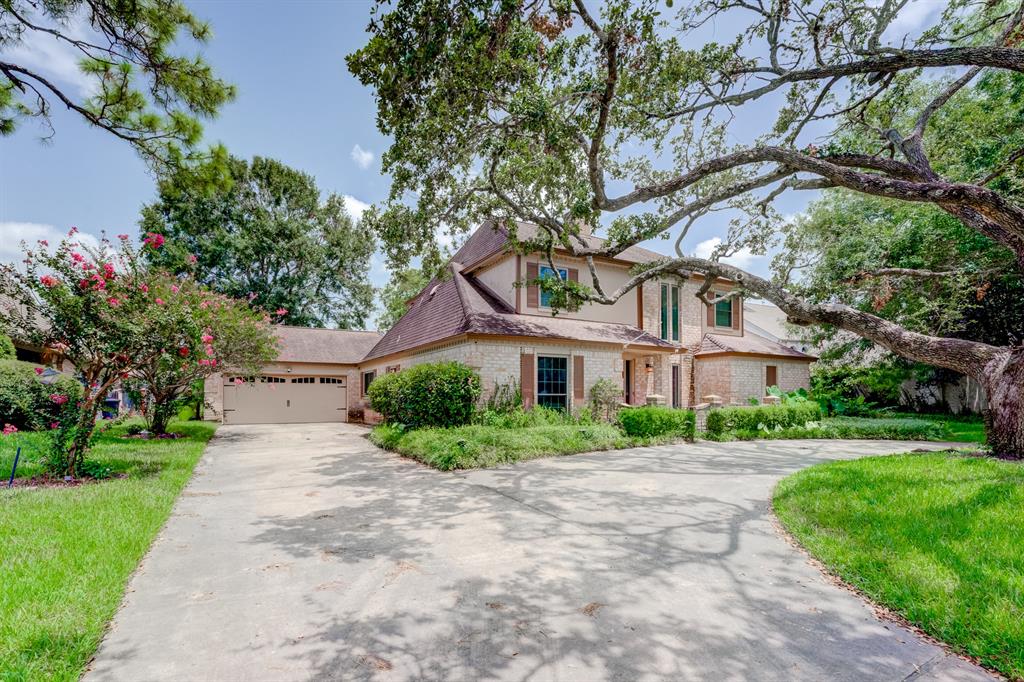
[87,424,990,681]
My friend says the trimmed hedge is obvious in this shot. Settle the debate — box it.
[731,416,945,441]
[0,360,83,429]
[368,361,481,429]
[705,402,822,436]
[618,406,696,440]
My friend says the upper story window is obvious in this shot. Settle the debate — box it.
[715,296,733,327]
[539,266,568,308]
[660,284,680,342]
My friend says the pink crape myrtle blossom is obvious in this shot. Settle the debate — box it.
[50,394,69,405]
[40,275,59,288]
[155,298,165,305]
[2,423,17,436]
[201,334,214,343]
[275,308,288,316]
[143,232,165,249]
[34,367,44,375]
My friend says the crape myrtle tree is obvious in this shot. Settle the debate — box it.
[141,155,376,328]
[125,272,278,435]
[0,231,236,475]
[348,0,1024,457]
[0,0,234,171]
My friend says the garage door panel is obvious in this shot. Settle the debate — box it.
[223,376,347,425]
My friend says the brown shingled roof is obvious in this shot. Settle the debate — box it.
[695,333,816,360]
[362,263,676,362]
[274,326,382,364]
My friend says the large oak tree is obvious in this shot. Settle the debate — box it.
[348,0,1024,457]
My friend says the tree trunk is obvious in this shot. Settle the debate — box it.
[149,399,174,435]
[65,400,99,477]
[982,349,1024,459]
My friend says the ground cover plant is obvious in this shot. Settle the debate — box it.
[774,452,1024,679]
[0,419,215,680]
[372,400,698,470]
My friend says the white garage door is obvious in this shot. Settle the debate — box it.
[222,376,348,424]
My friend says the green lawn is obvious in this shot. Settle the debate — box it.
[774,452,1024,679]
[888,412,987,444]
[0,420,217,681]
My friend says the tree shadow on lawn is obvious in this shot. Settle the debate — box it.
[241,437,951,680]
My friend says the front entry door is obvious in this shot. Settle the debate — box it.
[624,359,633,404]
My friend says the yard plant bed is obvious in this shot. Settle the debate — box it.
[774,452,1024,679]
[371,422,631,470]
[706,416,954,442]
[0,420,216,680]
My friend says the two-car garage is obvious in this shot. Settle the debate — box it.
[205,326,383,426]
[222,375,348,424]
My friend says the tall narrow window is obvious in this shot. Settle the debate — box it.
[536,356,568,411]
[538,266,567,307]
[671,286,680,341]
[361,371,376,396]
[715,296,733,327]
[660,284,669,340]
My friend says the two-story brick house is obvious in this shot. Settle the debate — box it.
[357,220,814,416]
[205,220,813,424]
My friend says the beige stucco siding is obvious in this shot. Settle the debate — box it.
[514,256,640,325]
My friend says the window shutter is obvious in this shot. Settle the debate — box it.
[660,284,668,340]
[732,296,741,329]
[671,286,680,341]
[521,353,535,409]
[526,262,539,308]
[706,298,715,326]
[573,355,584,401]
[567,268,579,282]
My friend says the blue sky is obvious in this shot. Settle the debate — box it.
[0,0,943,328]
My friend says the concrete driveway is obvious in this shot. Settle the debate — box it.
[87,424,990,681]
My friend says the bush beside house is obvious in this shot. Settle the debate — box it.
[706,402,822,437]
[618,406,696,440]
[368,361,481,429]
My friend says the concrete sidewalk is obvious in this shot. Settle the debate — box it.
[86,424,991,681]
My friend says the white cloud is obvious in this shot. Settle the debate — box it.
[342,195,370,221]
[350,144,374,169]
[693,237,760,269]
[6,14,100,98]
[0,222,100,266]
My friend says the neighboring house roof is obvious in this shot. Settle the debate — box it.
[363,261,676,363]
[696,333,816,360]
[274,326,382,364]
[743,301,800,343]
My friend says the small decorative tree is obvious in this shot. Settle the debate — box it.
[125,273,278,434]
[589,378,623,423]
[0,230,216,475]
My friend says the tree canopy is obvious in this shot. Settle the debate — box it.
[0,0,234,170]
[349,0,1024,456]
[141,155,376,329]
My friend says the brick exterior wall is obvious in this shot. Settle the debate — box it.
[694,356,811,405]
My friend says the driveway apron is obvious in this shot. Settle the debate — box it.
[86,424,991,681]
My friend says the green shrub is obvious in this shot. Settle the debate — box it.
[475,405,584,428]
[705,402,822,436]
[370,422,626,470]
[588,378,622,422]
[0,360,83,430]
[368,361,481,429]
[729,417,945,441]
[618,406,696,440]
[0,334,15,360]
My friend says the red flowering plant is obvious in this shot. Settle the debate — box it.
[0,230,265,475]
[122,273,277,435]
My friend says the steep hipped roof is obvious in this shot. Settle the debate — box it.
[274,326,382,364]
[448,219,665,273]
[695,333,816,360]
[363,262,676,362]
